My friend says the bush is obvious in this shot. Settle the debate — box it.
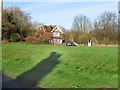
[25,36,50,45]
[103,38,110,45]
[10,33,20,42]
[25,36,35,43]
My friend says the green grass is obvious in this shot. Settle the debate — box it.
[2,43,118,88]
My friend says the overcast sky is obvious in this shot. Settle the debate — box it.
[3,1,118,29]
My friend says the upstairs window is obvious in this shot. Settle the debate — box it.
[53,32,60,36]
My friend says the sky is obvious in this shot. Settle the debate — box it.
[3,1,118,29]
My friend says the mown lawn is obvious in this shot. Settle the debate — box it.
[2,43,118,88]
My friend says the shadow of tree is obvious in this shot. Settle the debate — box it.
[2,52,61,88]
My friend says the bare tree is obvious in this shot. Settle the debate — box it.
[98,12,117,44]
[63,30,72,42]
[72,15,92,31]
[92,12,118,44]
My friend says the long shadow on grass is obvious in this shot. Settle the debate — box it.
[2,52,61,88]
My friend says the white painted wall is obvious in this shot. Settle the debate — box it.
[88,40,92,46]
[60,39,62,43]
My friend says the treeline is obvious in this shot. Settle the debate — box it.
[2,7,35,42]
[2,6,52,44]
[2,6,118,45]
[63,12,118,45]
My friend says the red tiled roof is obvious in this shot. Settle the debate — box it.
[42,25,56,32]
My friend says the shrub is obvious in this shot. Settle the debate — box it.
[103,38,110,45]
[25,36,35,43]
[25,36,50,45]
[10,33,20,42]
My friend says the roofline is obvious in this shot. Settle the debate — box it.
[51,25,63,33]
[37,25,45,32]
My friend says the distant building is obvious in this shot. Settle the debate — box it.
[37,25,64,45]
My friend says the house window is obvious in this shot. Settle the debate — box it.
[53,39,60,43]
[53,32,60,36]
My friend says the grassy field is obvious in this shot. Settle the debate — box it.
[2,43,118,88]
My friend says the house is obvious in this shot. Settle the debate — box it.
[37,25,64,45]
